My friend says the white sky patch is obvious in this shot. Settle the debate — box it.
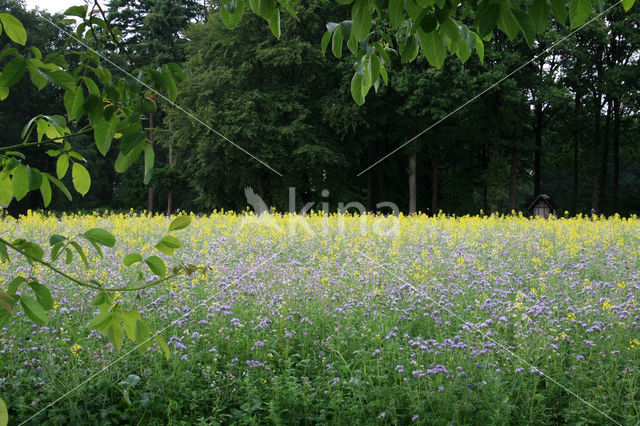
[25,0,97,14]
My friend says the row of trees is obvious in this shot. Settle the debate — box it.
[2,0,639,216]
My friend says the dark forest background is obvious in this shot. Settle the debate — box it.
[1,0,639,216]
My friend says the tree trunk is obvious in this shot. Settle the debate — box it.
[408,148,416,214]
[377,139,385,200]
[591,95,602,214]
[572,91,581,213]
[534,102,543,198]
[431,154,438,214]
[408,120,417,214]
[166,142,173,216]
[508,147,518,212]
[147,112,154,213]
[612,98,621,209]
[366,169,372,211]
[600,96,612,210]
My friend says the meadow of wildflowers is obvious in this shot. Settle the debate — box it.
[1,211,639,424]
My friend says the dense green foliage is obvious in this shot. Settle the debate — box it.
[2,1,639,216]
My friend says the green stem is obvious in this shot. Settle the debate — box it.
[0,127,92,153]
[0,236,183,292]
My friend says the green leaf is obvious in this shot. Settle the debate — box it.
[115,142,145,173]
[269,8,281,38]
[1,56,26,87]
[64,247,72,264]
[373,43,392,65]
[107,323,124,350]
[530,0,550,33]
[569,0,591,28]
[498,3,520,39]
[418,11,438,33]
[351,72,365,106]
[56,154,69,179]
[389,0,405,27]
[134,319,151,354]
[258,0,276,19]
[475,34,485,64]
[119,132,146,156]
[0,13,27,45]
[72,162,90,196]
[142,97,157,113]
[512,9,536,47]
[21,295,49,325]
[92,292,113,307]
[94,115,118,156]
[0,241,8,263]
[83,228,116,247]
[27,167,42,191]
[162,68,178,102]
[11,164,28,201]
[144,143,154,185]
[155,236,183,256]
[352,0,372,41]
[169,216,191,231]
[22,241,44,262]
[50,242,63,261]
[622,0,635,11]
[220,1,245,28]
[440,16,463,47]
[28,281,53,311]
[123,253,142,266]
[88,310,112,330]
[405,0,424,21]
[165,63,184,83]
[0,397,7,426]
[40,70,76,92]
[321,31,331,55]
[401,36,419,63]
[122,310,141,340]
[419,30,446,68]
[63,88,84,122]
[7,277,26,294]
[0,86,8,100]
[145,256,166,277]
[340,20,353,43]
[44,173,72,201]
[155,335,171,360]
[40,175,51,207]
[477,2,500,36]
[27,61,47,90]
[69,241,89,268]
[64,5,87,17]
[0,173,12,206]
[331,25,344,59]
[36,119,48,142]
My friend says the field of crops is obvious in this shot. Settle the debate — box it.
[1,211,640,424]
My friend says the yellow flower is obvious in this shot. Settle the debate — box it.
[70,343,82,357]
